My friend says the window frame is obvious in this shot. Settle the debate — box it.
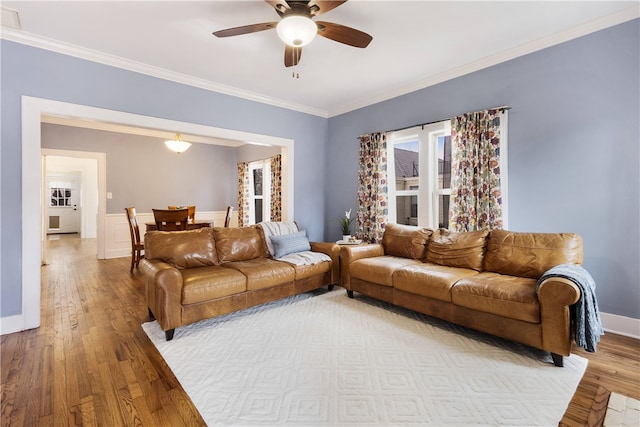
[388,120,451,229]
[388,111,509,230]
[247,159,272,225]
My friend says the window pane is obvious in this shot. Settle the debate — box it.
[394,141,419,192]
[253,169,263,195]
[396,195,418,226]
[255,199,263,223]
[439,194,450,229]
[438,135,451,190]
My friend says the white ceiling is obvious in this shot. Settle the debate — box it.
[2,1,638,118]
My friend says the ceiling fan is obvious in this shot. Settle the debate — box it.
[212,0,373,67]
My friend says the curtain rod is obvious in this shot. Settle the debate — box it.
[380,105,511,135]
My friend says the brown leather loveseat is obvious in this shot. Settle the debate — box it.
[141,223,339,340]
[340,224,584,366]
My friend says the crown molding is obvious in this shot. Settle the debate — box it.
[2,5,637,119]
[327,6,640,117]
[0,28,330,118]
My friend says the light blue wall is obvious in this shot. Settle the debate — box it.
[1,40,328,317]
[327,19,640,319]
[2,19,638,321]
[42,123,240,213]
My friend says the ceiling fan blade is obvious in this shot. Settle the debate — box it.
[306,1,347,17]
[316,21,372,48]
[284,45,302,67]
[264,0,290,17]
[213,22,277,38]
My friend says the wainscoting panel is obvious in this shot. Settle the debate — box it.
[106,210,237,259]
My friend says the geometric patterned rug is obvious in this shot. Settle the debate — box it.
[605,392,640,426]
[142,289,588,426]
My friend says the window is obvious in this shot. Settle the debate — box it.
[388,120,451,229]
[248,160,271,224]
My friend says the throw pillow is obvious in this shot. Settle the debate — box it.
[270,230,311,259]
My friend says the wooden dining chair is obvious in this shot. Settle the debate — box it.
[168,205,196,223]
[153,208,189,231]
[224,206,234,227]
[125,207,144,273]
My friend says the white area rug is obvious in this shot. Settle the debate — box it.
[605,392,640,426]
[142,290,588,426]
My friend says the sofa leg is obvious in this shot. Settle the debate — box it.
[551,353,564,367]
[165,329,175,341]
[328,284,335,291]
[148,308,155,321]
[347,290,354,299]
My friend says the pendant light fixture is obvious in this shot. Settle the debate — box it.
[164,133,191,154]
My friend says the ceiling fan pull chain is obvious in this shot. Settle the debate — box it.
[291,46,300,78]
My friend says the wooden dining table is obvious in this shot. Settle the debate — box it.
[145,221,212,232]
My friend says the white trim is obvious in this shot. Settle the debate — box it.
[18,96,294,334]
[328,6,640,117]
[2,28,328,118]
[2,7,637,118]
[499,110,509,230]
[41,149,106,262]
[601,312,640,339]
[0,315,23,336]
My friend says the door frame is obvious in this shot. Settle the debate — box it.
[41,150,105,265]
[20,96,294,332]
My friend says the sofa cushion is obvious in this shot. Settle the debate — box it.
[393,262,480,302]
[483,229,583,279]
[425,229,488,271]
[278,259,331,280]
[222,258,296,291]
[180,266,247,305]
[213,226,269,263]
[144,228,217,269]
[451,272,540,323]
[270,230,311,258]
[382,223,432,260]
[350,256,424,287]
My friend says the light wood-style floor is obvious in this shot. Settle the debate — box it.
[1,235,639,426]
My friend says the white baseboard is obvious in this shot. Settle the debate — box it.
[0,314,27,335]
[601,312,640,339]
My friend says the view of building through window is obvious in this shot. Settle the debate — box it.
[391,122,451,229]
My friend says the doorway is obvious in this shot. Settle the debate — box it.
[41,150,103,266]
[46,174,80,235]
[19,96,294,334]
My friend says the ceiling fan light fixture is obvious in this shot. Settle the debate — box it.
[165,133,191,154]
[276,15,317,47]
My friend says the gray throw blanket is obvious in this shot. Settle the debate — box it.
[537,263,604,352]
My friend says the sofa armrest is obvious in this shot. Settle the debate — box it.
[310,241,341,284]
[140,259,184,332]
[536,277,581,356]
[339,244,385,289]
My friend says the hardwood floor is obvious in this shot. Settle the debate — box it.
[1,235,639,426]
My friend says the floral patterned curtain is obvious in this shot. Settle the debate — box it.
[449,109,504,232]
[237,161,250,227]
[357,132,389,243]
[270,154,282,222]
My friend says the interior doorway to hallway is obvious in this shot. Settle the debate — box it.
[41,150,102,266]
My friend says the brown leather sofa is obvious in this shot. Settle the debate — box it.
[140,225,339,340]
[340,224,584,366]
